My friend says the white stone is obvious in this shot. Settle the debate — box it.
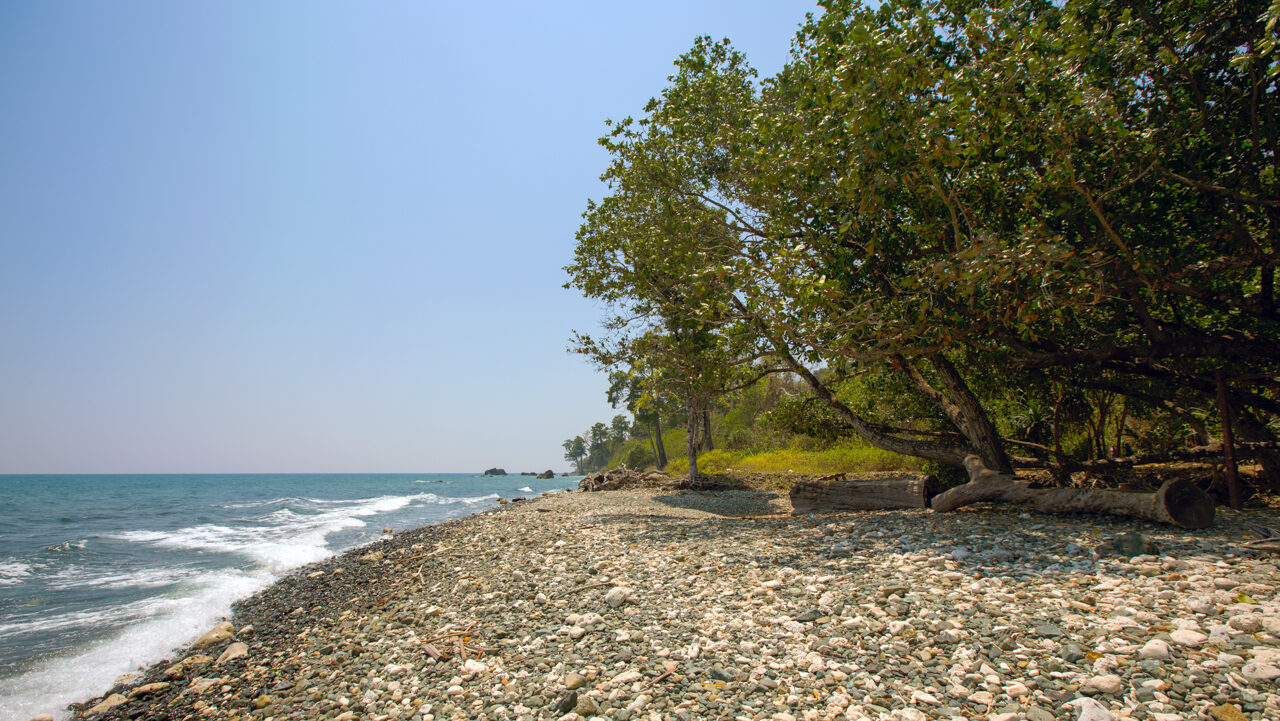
[1242,662,1280,683]
[1004,681,1030,697]
[1169,628,1207,646]
[1085,674,1124,694]
[1139,639,1171,660]
[462,659,487,675]
[604,586,630,608]
[445,685,464,696]
[910,690,940,705]
[214,641,248,665]
[192,621,234,649]
[1062,697,1116,721]
[1229,614,1263,633]
[1251,647,1280,663]
[967,691,994,705]
[612,670,642,686]
[1186,597,1215,614]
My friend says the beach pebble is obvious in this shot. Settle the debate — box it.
[69,487,1280,721]
[1139,639,1171,660]
[1170,628,1207,646]
[88,694,128,715]
[191,621,234,649]
[214,641,248,664]
[605,586,630,608]
[1242,662,1280,683]
[1228,614,1263,633]
[1063,697,1115,721]
[128,682,170,697]
[1085,674,1125,694]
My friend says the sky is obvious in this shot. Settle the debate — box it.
[0,1,819,473]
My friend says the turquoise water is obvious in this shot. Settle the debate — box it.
[0,473,576,720]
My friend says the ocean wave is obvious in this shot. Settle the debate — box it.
[518,486,534,493]
[45,565,198,592]
[0,568,272,721]
[110,492,491,574]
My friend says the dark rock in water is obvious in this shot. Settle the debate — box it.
[538,469,556,479]
[1096,531,1158,557]
[483,468,507,476]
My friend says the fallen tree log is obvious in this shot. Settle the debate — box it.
[790,476,942,514]
[929,456,1215,528]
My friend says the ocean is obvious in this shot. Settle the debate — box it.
[0,472,577,720]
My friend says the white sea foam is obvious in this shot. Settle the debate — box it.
[112,493,496,574]
[518,486,534,492]
[0,562,33,586]
[0,490,503,720]
[0,568,272,721]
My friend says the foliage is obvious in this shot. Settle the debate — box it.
[566,0,1280,484]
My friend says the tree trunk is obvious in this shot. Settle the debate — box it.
[789,476,942,514]
[1114,400,1128,457]
[931,456,1215,528]
[1234,409,1280,493]
[927,354,1014,473]
[652,416,668,469]
[701,406,714,452]
[686,393,699,482]
[896,354,1013,473]
[734,296,971,466]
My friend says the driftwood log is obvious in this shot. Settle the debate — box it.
[790,476,942,514]
[928,456,1215,529]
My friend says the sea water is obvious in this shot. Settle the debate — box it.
[0,473,575,720]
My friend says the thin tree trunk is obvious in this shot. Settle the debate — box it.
[686,391,699,482]
[732,296,970,466]
[1052,383,1064,457]
[1217,372,1242,509]
[928,353,1014,473]
[1115,400,1128,456]
[701,406,714,452]
[896,354,1014,473]
[653,416,668,469]
[1234,409,1280,492]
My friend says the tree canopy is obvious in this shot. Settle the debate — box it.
[567,0,1280,488]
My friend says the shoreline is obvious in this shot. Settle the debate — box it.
[68,488,1280,721]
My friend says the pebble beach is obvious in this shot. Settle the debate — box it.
[68,487,1280,721]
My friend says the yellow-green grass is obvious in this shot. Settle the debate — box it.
[663,439,923,476]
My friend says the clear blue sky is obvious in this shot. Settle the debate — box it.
[0,1,817,473]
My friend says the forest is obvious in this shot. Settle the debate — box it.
[564,0,1280,507]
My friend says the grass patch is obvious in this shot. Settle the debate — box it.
[664,438,923,476]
